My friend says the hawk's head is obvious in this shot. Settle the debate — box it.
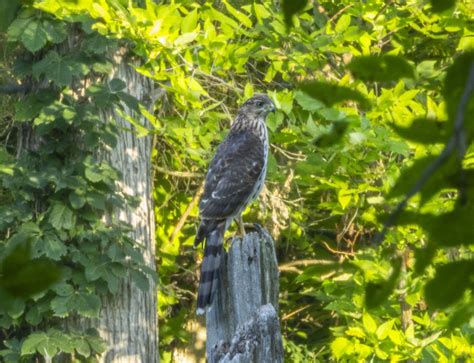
[240,95,275,119]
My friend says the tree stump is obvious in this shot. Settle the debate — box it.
[205,229,283,363]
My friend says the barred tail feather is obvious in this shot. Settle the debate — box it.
[196,221,225,315]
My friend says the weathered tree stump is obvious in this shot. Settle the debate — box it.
[205,229,283,363]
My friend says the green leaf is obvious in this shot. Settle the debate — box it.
[32,51,83,86]
[365,258,401,309]
[294,90,324,111]
[181,9,199,33]
[48,203,76,230]
[34,233,67,261]
[20,19,48,52]
[21,332,48,355]
[281,0,308,29]
[430,0,456,12]
[75,293,100,318]
[425,260,473,309]
[348,55,415,83]
[69,192,86,209]
[42,20,67,44]
[109,78,126,93]
[299,81,369,109]
[0,0,20,32]
[390,118,447,144]
[15,91,57,122]
[362,312,377,334]
[131,270,149,291]
[331,337,352,359]
[335,14,351,33]
[50,295,73,317]
[376,320,394,340]
[73,337,91,357]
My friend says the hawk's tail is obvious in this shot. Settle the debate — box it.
[196,220,226,315]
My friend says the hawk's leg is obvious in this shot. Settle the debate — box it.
[235,215,246,236]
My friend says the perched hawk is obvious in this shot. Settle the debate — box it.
[194,95,275,314]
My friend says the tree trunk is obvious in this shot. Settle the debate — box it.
[95,50,158,363]
[205,229,284,363]
[62,49,158,362]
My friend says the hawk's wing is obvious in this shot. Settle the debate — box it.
[199,130,264,219]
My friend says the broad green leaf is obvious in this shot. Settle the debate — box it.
[181,9,199,33]
[362,312,377,334]
[73,337,91,357]
[7,9,33,39]
[335,14,351,33]
[425,260,473,308]
[50,295,73,317]
[32,51,84,86]
[34,233,67,261]
[21,332,48,355]
[20,20,48,53]
[348,55,415,83]
[376,320,394,340]
[48,203,76,230]
[223,0,252,28]
[281,0,308,29]
[109,78,126,93]
[299,81,369,109]
[69,192,86,209]
[294,90,324,111]
[0,0,20,32]
[42,19,67,44]
[75,293,100,318]
[331,337,352,359]
[15,90,57,122]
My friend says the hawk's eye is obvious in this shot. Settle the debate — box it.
[256,101,264,107]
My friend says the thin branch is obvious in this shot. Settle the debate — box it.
[279,259,335,270]
[169,183,204,244]
[282,304,311,321]
[154,165,201,178]
[376,61,474,243]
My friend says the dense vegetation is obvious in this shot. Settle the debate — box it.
[0,0,473,361]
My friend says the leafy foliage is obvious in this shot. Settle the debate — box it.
[0,4,152,361]
[1,0,473,362]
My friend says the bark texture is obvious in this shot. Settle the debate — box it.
[96,51,158,363]
[206,229,283,363]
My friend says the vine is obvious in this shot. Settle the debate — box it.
[0,6,151,361]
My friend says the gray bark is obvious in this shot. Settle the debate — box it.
[64,50,158,362]
[206,229,284,363]
[96,51,158,363]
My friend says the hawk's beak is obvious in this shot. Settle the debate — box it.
[267,103,276,113]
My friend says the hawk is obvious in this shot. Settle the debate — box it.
[194,94,275,314]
